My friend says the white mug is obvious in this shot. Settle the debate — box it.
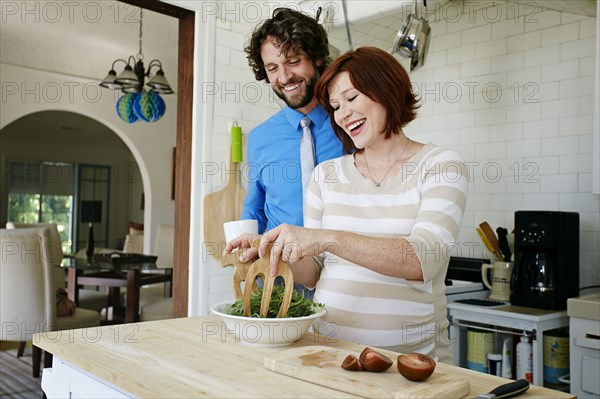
[223,220,258,243]
[482,261,514,302]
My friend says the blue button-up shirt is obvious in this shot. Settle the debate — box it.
[242,105,343,233]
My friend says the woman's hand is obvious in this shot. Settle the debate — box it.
[224,233,261,262]
[259,224,328,275]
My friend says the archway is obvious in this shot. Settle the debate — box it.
[0,110,148,251]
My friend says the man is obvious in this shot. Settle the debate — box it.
[242,8,343,235]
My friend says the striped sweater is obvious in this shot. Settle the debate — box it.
[305,142,469,363]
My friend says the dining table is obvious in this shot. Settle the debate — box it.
[61,256,172,323]
[35,315,575,398]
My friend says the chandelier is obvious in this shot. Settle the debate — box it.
[99,8,173,123]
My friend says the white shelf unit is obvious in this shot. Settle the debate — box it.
[447,302,568,387]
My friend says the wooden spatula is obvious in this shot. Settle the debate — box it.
[243,238,294,318]
[479,222,504,261]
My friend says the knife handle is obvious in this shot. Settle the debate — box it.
[489,379,530,399]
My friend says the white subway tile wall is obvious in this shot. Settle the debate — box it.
[206,1,599,304]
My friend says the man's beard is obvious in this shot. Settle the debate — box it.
[274,73,318,110]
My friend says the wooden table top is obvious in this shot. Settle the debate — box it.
[33,316,574,398]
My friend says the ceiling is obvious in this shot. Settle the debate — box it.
[303,0,596,26]
[1,0,595,87]
[0,1,179,91]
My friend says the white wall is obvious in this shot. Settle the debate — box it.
[404,1,599,288]
[0,65,177,254]
[191,4,277,313]
[330,0,599,286]
[190,0,598,315]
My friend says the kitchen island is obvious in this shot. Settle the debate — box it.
[34,316,574,398]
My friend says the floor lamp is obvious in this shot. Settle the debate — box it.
[81,200,102,262]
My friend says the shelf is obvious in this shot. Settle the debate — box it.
[447,303,569,387]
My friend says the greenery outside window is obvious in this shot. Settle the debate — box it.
[7,161,76,254]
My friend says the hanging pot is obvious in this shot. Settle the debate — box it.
[392,0,431,71]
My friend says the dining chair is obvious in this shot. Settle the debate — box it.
[5,222,109,360]
[140,224,174,321]
[5,222,109,312]
[122,233,144,253]
[0,227,101,377]
[154,224,174,269]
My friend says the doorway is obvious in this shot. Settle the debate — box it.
[118,0,194,317]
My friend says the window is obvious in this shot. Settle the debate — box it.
[6,161,109,254]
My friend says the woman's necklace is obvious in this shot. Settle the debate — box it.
[363,138,410,187]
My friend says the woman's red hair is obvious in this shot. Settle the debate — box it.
[315,47,420,153]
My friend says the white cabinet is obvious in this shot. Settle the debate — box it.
[568,294,600,399]
[569,317,600,398]
[42,356,132,399]
[447,302,568,387]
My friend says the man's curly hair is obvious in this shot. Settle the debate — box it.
[245,8,330,82]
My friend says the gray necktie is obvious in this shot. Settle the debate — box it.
[299,116,315,197]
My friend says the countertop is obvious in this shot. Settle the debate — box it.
[567,292,600,321]
[447,302,568,321]
[33,316,574,398]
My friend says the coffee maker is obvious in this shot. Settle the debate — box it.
[511,211,579,310]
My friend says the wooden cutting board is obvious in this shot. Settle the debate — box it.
[203,159,246,260]
[264,346,470,399]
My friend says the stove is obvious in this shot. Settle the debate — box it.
[445,257,490,302]
[445,279,483,295]
[445,279,488,301]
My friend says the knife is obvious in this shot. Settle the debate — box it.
[475,379,530,399]
[496,227,512,262]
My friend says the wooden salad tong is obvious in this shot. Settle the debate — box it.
[220,250,254,300]
[221,238,294,317]
[243,238,294,318]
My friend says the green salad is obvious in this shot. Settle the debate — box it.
[228,286,324,318]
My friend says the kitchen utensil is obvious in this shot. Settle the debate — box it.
[264,346,470,398]
[210,302,325,346]
[479,222,504,261]
[203,151,247,260]
[316,5,342,61]
[477,227,503,261]
[474,379,530,399]
[496,227,512,261]
[221,219,259,299]
[220,251,254,300]
[482,261,513,302]
[392,0,431,71]
[341,0,353,50]
[243,238,294,318]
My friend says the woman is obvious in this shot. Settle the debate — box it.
[226,47,468,362]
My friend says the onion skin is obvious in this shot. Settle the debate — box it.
[397,353,436,381]
[358,347,393,372]
[341,354,365,371]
